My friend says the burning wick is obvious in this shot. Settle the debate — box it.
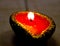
[27,12,34,21]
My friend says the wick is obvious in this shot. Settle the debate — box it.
[30,19,33,22]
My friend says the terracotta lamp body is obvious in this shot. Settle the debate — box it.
[9,11,56,46]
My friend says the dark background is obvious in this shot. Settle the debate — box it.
[0,0,60,46]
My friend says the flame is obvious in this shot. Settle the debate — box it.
[27,12,34,21]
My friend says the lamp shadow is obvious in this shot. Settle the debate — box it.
[47,37,57,46]
[12,35,47,46]
[12,35,57,46]
[0,30,57,46]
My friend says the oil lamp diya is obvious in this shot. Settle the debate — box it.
[9,11,56,46]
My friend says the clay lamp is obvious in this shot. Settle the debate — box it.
[9,11,56,46]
